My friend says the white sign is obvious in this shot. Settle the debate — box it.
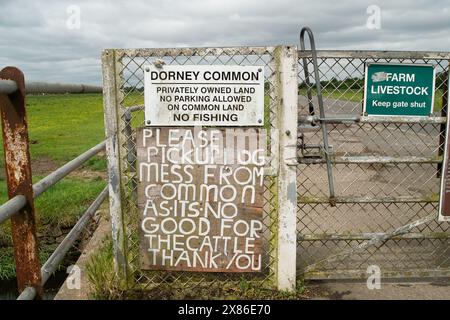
[144,65,265,126]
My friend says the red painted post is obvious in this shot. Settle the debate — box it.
[0,67,43,298]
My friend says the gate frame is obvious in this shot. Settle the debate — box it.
[297,49,450,280]
[101,45,298,291]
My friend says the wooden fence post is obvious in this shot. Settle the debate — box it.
[0,67,43,298]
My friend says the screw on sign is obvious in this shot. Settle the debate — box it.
[363,63,435,117]
[143,65,265,127]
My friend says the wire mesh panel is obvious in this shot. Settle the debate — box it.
[105,47,283,294]
[297,51,450,279]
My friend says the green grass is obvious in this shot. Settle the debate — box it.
[86,237,123,299]
[299,88,444,112]
[86,237,311,300]
[0,93,105,165]
[0,175,106,279]
[0,93,107,280]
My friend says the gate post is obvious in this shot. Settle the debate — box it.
[0,67,43,298]
[274,46,298,291]
[102,50,128,280]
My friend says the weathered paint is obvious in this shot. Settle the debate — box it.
[0,67,43,297]
[115,46,277,60]
[102,50,128,280]
[274,46,298,291]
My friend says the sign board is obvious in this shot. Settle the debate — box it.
[363,63,435,117]
[144,65,265,126]
[137,127,266,272]
[438,78,450,222]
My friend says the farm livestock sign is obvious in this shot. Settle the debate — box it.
[136,127,266,272]
[363,63,435,117]
[144,65,265,126]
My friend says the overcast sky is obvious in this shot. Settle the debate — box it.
[1,0,449,84]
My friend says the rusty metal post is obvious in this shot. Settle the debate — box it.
[0,67,43,298]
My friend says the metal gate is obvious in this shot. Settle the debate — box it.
[296,48,450,279]
[102,42,450,290]
[102,46,299,293]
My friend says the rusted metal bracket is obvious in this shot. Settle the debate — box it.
[0,67,43,298]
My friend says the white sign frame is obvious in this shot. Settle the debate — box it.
[144,64,265,126]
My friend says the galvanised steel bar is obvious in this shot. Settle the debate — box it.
[25,82,102,94]
[17,186,108,300]
[299,155,443,164]
[298,195,438,204]
[33,140,106,197]
[16,286,37,300]
[1,79,102,95]
[300,27,336,204]
[298,115,447,124]
[127,105,144,112]
[0,79,18,94]
[0,141,105,225]
[41,186,108,284]
[0,67,43,298]
[0,195,26,225]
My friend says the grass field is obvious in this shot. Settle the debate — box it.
[0,93,107,279]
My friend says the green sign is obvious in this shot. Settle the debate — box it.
[363,63,435,116]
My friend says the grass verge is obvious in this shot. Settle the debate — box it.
[86,238,311,300]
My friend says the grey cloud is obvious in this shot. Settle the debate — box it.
[0,0,448,84]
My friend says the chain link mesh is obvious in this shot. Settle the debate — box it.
[113,47,280,292]
[297,52,450,279]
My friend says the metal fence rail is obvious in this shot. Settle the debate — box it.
[25,82,102,94]
[17,187,108,300]
[0,79,102,95]
[296,49,450,279]
[0,67,107,299]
